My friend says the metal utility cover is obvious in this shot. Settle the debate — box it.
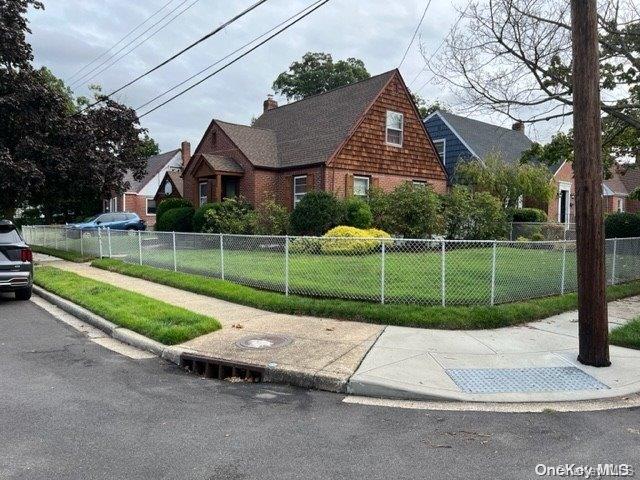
[445,367,609,394]
[236,334,293,350]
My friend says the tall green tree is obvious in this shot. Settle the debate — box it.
[272,52,370,101]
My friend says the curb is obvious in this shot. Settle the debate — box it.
[33,286,189,366]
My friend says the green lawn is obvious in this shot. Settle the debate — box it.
[91,258,640,330]
[34,266,221,344]
[32,245,95,263]
[611,318,640,350]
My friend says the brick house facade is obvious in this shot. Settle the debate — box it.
[182,70,448,211]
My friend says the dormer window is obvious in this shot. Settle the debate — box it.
[386,111,403,147]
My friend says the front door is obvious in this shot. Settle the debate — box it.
[559,190,568,224]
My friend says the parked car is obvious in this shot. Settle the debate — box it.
[0,220,33,300]
[66,212,146,237]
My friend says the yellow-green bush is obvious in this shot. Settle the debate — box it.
[320,226,391,255]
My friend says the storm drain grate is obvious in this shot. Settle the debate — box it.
[445,367,609,394]
[181,354,264,383]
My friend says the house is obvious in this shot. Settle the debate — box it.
[104,141,190,226]
[154,167,185,204]
[181,69,448,211]
[424,110,577,223]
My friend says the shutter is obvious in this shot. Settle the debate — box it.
[345,173,354,197]
[284,175,294,210]
[307,173,315,191]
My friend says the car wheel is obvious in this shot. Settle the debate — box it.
[15,287,32,301]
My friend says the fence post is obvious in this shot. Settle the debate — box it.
[441,240,446,307]
[490,241,497,306]
[611,238,618,285]
[561,241,567,294]
[98,228,103,258]
[138,230,142,266]
[510,222,514,241]
[80,228,84,256]
[220,234,225,280]
[380,241,386,304]
[65,228,69,252]
[107,228,112,258]
[285,236,290,296]
[172,231,177,272]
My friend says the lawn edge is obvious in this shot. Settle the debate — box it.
[32,245,95,263]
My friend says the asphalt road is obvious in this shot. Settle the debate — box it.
[1,295,639,480]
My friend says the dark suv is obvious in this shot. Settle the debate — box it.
[0,220,33,300]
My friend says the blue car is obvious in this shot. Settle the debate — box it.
[66,212,146,237]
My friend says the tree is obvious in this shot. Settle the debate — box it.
[410,93,449,118]
[442,186,508,240]
[273,52,370,101]
[427,0,640,136]
[0,0,155,220]
[455,154,554,209]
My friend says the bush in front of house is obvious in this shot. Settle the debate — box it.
[156,206,195,232]
[442,186,508,240]
[253,198,290,235]
[320,226,392,255]
[342,197,373,229]
[604,212,640,238]
[510,207,548,223]
[202,197,255,234]
[290,191,343,236]
[192,203,218,233]
[156,198,192,224]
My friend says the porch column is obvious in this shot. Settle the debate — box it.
[215,174,223,202]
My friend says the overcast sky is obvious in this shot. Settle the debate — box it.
[27,0,548,152]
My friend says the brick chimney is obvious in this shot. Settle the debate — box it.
[263,94,278,112]
[181,141,191,168]
[512,121,525,133]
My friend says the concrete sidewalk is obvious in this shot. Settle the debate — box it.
[348,298,640,402]
[36,257,382,392]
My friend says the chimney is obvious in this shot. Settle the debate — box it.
[263,94,278,112]
[512,121,525,133]
[180,141,191,168]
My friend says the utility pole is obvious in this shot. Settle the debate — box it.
[571,0,610,367]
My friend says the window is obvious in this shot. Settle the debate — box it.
[146,198,157,215]
[164,181,173,195]
[109,196,119,212]
[224,178,239,199]
[617,198,625,212]
[412,180,426,189]
[198,181,208,207]
[386,111,404,146]
[293,175,307,206]
[433,139,446,162]
[353,176,370,198]
[0,224,21,243]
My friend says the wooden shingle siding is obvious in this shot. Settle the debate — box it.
[330,74,447,185]
[423,113,474,178]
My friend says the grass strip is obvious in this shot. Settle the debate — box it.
[611,318,640,350]
[91,258,640,330]
[32,245,95,263]
[34,266,221,345]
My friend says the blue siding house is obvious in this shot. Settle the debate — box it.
[424,110,533,178]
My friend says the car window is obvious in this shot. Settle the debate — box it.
[97,214,113,223]
[0,226,22,243]
[126,214,137,220]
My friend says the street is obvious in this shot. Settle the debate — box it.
[0,295,638,480]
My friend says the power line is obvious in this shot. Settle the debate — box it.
[86,0,270,110]
[66,0,177,83]
[70,0,194,88]
[398,0,433,68]
[139,0,330,118]
[135,0,325,112]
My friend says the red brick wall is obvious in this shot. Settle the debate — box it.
[124,193,156,227]
[329,73,448,188]
[545,161,575,223]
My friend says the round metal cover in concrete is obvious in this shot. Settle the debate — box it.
[236,334,293,350]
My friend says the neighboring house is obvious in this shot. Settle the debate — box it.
[182,69,448,211]
[602,170,628,214]
[104,142,190,227]
[154,168,185,204]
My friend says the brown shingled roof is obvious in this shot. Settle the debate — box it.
[201,154,244,173]
[215,120,278,168]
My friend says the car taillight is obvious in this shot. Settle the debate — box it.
[21,248,33,263]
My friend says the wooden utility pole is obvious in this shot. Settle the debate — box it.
[571,0,610,367]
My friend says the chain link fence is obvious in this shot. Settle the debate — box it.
[23,225,640,307]
[509,222,576,241]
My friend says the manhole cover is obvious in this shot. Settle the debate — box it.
[236,334,293,350]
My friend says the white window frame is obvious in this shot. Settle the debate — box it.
[353,176,370,198]
[385,110,404,147]
[432,139,446,163]
[412,180,427,189]
[617,197,625,212]
[146,198,156,216]
[293,175,307,207]
[198,181,208,207]
[163,180,173,195]
[558,182,571,224]
[109,197,118,213]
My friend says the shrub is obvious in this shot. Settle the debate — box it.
[290,191,343,236]
[510,207,548,223]
[202,197,255,234]
[368,183,440,238]
[442,186,508,240]
[253,198,290,235]
[156,198,192,223]
[605,212,640,238]
[192,203,218,233]
[156,206,194,232]
[320,226,391,255]
[531,232,545,241]
[342,197,373,229]
[516,236,529,242]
